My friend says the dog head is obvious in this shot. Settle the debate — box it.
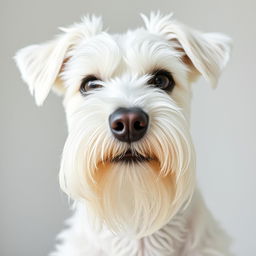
[15,12,231,238]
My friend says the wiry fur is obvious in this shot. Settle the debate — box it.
[15,12,233,255]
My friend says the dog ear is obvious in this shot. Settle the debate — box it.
[14,15,102,105]
[142,12,232,88]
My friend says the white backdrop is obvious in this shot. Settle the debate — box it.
[1,0,255,255]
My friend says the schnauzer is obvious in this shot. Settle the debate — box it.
[15,12,232,256]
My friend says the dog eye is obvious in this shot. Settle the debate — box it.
[80,75,103,95]
[149,70,175,91]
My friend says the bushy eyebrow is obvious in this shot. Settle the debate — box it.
[122,38,181,76]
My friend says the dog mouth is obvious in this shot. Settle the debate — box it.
[111,149,153,163]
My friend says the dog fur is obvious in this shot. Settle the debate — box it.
[15,12,232,256]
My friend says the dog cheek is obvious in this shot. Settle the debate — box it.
[170,85,192,121]
[63,94,86,130]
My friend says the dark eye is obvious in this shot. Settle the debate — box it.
[149,70,175,91]
[80,75,103,95]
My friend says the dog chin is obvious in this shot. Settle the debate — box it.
[88,158,176,238]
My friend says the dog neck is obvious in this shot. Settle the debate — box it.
[53,190,231,255]
[68,194,194,255]
[106,209,189,255]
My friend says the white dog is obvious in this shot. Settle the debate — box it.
[15,12,232,256]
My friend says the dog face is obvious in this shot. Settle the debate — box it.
[15,13,231,238]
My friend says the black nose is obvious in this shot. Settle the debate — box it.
[109,107,149,143]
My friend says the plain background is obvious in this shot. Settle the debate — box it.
[1,0,255,255]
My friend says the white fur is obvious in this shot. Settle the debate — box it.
[15,12,233,255]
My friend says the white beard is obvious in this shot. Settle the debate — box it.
[86,161,177,238]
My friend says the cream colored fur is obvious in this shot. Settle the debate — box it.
[15,12,232,255]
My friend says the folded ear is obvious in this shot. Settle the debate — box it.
[14,15,103,105]
[142,12,232,88]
